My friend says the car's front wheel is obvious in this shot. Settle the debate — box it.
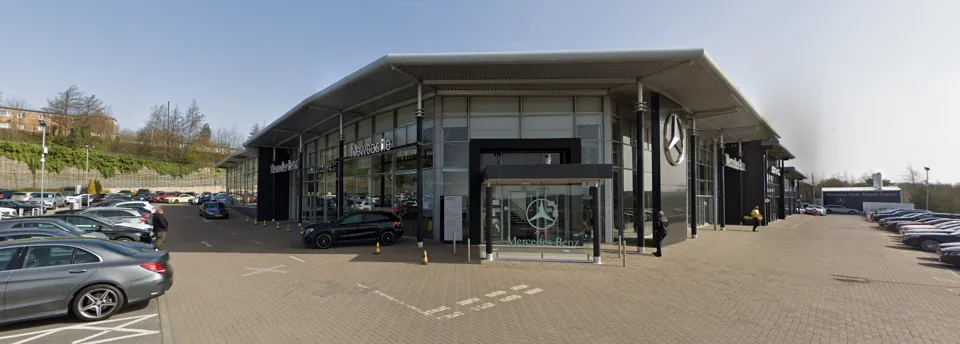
[380,230,397,246]
[71,284,124,322]
[848,210,857,215]
[920,240,940,252]
[315,233,333,249]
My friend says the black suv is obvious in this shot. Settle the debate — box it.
[301,211,403,249]
[20,215,155,244]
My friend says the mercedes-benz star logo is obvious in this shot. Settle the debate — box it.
[526,199,558,230]
[663,113,687,166]
[837,198,846,205]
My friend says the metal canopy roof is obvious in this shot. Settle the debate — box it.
[761,139,795,160]
[246,49,782,149]
[214,148,258,169]
[782,166,807,180]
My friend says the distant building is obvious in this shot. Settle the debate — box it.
[0,106,118,137]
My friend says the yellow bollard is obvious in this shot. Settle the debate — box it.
[245,216,249,223]
[374,242,381,255]
[254,218,258,225]
[421,250,428,265]
[276,222,280,230]
[286,224,291,232]
[263,220,266,227]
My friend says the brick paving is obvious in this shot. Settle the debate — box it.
[5,207,960,343]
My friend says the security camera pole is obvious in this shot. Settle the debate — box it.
[84,144,95,182]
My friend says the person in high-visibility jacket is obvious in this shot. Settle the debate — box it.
[750,206,763,232]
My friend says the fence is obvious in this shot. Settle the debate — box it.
[0,156,223,193]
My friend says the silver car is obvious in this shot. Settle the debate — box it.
[0,218,109,240]
[0,237,173,325]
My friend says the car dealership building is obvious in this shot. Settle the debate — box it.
[215,49,804,263]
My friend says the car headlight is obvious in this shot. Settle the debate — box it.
[304,227,315,236]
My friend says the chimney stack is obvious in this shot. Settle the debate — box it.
[873,172,882,190]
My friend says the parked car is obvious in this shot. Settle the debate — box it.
[901,230,960,252]
[79,207,152,231]
[937,245,960,267]
[301,211,403,249]
[119,190,132,196]
[21,215,155,244]
[873,209,925,222]
[0,237,172,325]
[805,206,826,216]
[0,218,109,240]
[0,189,16,199]
[0,206,17,219]
[824,205,859,215]
[108,201,156,213]
[0,227,156,251]
[899,220,960,234]
[198,202,229,219]
[165,194,194,204]
[0,200,44,215]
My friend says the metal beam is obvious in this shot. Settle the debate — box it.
[692,107,741,119]
[437,89,607,96]
[424,78,636,85]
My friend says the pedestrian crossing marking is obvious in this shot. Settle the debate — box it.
[499,295,522,302]
[457,298,481,305]
[485,290,506,297]
[524,288,543,295]
[510,284,529,290]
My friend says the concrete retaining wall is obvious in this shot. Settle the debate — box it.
[0,156,224,193]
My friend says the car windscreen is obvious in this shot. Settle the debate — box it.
[93,240,144,256]
[204,203,222,209]
[83,214,117,224]
[52,220,89,235]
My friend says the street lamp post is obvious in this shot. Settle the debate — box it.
[924,166,930,210]
[39,116,48,201]
[84,145,95,183]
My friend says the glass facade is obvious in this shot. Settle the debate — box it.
[695,137,716,226]
[225,157,257,205]
[223,94,725,245]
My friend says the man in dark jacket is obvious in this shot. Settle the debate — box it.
[653,211,668,257]
[153,206,169,250]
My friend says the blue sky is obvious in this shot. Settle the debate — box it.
[2,0,957,182]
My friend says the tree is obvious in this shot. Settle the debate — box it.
[901,165,922,185]
[249,123,261,140]
[197,123,212,144]
[43,85,108,142]
[0,94,29,109]
[87,179,97,194]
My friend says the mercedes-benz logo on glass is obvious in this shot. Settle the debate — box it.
[663,113,687,166]
[526,199,558,230]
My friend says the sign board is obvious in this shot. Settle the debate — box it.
[269,159,299,174]
[724,154,746,171]
[443,196,463,241]
[823,190,902,211]
[350,138,393,157]
[769,165,781,176]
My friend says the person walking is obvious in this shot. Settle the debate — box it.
[153,206,169,250]
[653,211,669,257]
[750,205,763,232]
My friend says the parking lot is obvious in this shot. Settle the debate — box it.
[3,206,960,344]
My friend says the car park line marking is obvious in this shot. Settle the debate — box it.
[524,288,543,295]
[231,232,236,235]
[0,314,159,344]
[436,311,464,320]
[423,306,450,315]
[372,290,430,316]
[457,298,481,305]
[509,284,529,290]
[241,265,288,277]
[499,294,522,302]
[200,241,212,248]
[251,240,262,245]
[485,290,506,297]
[357,283,371,289]
[471,302,495,311]
[289,256,305,263]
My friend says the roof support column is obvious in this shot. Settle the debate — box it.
[337,113,345,219]
[778,159,786,220]
[650,93,663,248]
[297,134,304,225]
[633,80,647,253]
[415,82,425,247]
[688,118,698,238]
[716,132,726,231]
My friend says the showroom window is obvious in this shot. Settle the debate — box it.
[470,97,520,115]
[521,115,574,139]
[470,116,520,139]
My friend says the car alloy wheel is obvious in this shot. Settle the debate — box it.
[72,284,124,321]
[315,233,333,249]
[380,231,397,246]
[921,240,940,252]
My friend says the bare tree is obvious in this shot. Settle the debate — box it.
[901,165,922,185]
[1,95,30,109]
[43,85,108,139]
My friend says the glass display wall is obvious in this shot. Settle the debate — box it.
[610,98,652,244]
[225,157,257,205]
[695,137,716,226]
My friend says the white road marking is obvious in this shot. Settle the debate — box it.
[357,284,371,289]
[200,241,212,248]
[202,218,210,223]
[437,311,464,320]
[0,314,159,344]
[524,288,543,295]
[934,276,957,284]
[231,232,236,235]
[241,265,288,277]
[372,290,429,316]
[423,306,450,316]
[471,302,495,311]
[509,284,529,290]
[457,298,481,305]
[252,240,262,245]
[485,290,506,297]
[289,256,305,263]
[499,295,522,302]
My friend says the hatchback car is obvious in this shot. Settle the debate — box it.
[0,237,172,325]
[902,230,960,252]
[20,215,155,244]
[0,228,157,251]
[824,205,858,215]
[301,211,403,249]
